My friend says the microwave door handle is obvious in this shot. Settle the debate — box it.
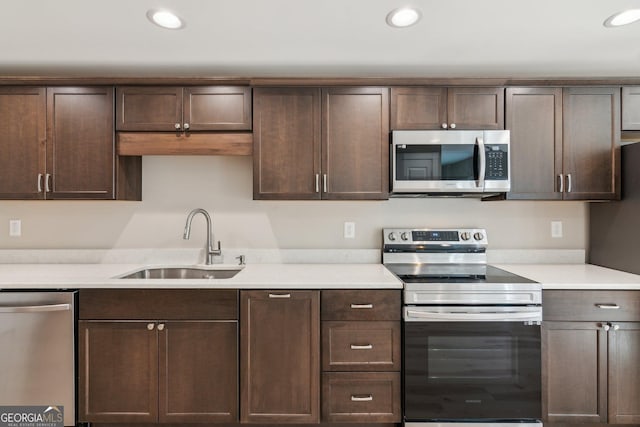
[477,137,486,190]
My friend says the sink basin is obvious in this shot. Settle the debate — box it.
[118,267,241,280]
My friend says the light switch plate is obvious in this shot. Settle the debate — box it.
[9,219,21,237]
[551,221,563,238]
[344,222,355,239]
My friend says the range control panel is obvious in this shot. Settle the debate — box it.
[383,228,488,245]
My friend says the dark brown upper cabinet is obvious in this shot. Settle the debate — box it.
[253,87,389,200]
[622,86,640,130]
[116,86,252,131]
[391,87,504,130]
[115,86,252,156]
[0,86,123,200]
[506,87,620,201]
[562,87,620,200]
[506,87,563,200]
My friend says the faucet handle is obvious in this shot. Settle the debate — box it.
[236,255,246,266]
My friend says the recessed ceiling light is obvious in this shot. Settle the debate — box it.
[604,9,640,27]
[146,9,185,30]
[386,7,421,28]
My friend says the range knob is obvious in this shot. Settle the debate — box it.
[460,232,471,241]
[387,232,397,241]
[473,232,485,241]
[400,232,409,241]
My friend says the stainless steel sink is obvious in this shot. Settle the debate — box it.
[118,267,241,280]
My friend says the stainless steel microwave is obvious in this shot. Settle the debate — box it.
[391,130,511,195]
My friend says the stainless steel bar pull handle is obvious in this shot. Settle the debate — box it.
[0,303,70,313]
[269,293,291,299]
[351,394,373,402]
[350,344,373,350]
[566,174,572,193]
[558,174,564,192]
[315,174,320,193]
[596,304,620,309]
[323,174,327,193]
[45,173,51,192]
[37,173,43,193]
[350,303,373,309]
[476,137,485,189]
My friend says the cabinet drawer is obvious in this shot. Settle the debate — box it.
[321,290,400,320]
[322,372,400,423]
[79,289,238,320]
[543,290,640,321]
[322,321,400,371]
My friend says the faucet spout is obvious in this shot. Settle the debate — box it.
[183,208,222,265]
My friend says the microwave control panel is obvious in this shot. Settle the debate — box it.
[485,144,508,180]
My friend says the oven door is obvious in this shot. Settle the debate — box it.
[403,309,541,422]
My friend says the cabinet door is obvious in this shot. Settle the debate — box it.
[542,321,607,423]
[322,87,389,200]
[159,321,238,423]
[184,86,252,130]
[116,86,183,131]
[78,321,158,423]
[253,88,321,200]
[0,87,46,199]
[505,87,563,200]
[46,87,115,199]
[562,87,621,200]
[241,290,320,423]
[622,86,640,130]
[390,87,447,129]
[608,322,640,424]
[448,87,505,130]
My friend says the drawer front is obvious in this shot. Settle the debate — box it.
[321,290,401,321]
[322,372,400,423]
[79,289,238,320]
[322,321,400,371]
[543,290,640,321]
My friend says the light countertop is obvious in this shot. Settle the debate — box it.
[0,261,639,290]
[0,263,403,289]
[495,263,640,290]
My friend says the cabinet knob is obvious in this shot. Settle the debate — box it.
[613,324,620,331]
[602,324,610,331]
[183,123,190,130]
[174,123,181,130]
[450,123,456,129]
[147,323,155,331]
[157,323,165,331]
[441,123,448,129]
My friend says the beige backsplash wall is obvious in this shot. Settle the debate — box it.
[0,156,587,250]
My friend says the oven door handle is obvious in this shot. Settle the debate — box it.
[405,309,541,322]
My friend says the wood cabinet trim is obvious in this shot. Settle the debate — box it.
[117,132,253,156]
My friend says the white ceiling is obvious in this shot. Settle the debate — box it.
[2,0,640,78]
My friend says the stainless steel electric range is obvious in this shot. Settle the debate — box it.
[383,228,543,427]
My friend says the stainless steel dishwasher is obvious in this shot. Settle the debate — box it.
[0,291,76,426]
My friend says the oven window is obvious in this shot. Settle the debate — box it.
[427,335,517,383]
[395,144,477,181]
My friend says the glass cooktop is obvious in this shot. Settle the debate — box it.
[386,263,536,284]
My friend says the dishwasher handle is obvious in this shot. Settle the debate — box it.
[0,303,71,313]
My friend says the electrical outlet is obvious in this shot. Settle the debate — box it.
[9,219,21,237]
[551,221,563,238]
[343,222,355,239]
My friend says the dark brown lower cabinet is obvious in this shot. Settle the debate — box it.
[240,290,320,423]
[543,290,640,424]
[78,289,239,424]
[79,320,237,423]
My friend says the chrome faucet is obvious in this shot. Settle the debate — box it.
[183,208,222,265]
